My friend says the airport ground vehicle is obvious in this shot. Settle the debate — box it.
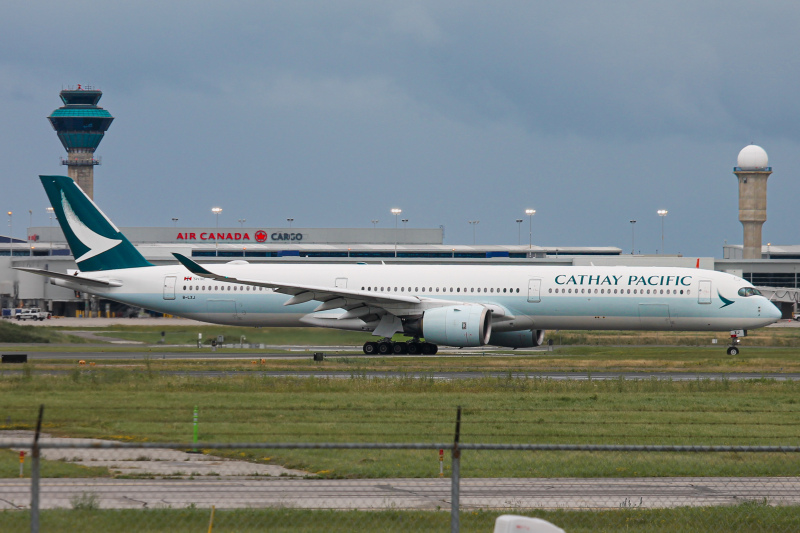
[15,308,51,321]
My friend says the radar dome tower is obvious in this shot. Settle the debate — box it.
[734,145,771,260]
[47,85,114,200]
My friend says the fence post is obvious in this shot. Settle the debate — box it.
[451,406,461,533]
[31,404,43,533]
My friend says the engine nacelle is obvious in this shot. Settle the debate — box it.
[488,329,546,348]
[421,305,492,347]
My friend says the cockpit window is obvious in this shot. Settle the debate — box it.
[738,287,762,297]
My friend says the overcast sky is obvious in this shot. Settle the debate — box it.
[2,1,798,256]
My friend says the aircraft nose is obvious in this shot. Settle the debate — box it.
[766,301,782,320]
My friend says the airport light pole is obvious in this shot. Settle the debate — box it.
[391,208,402,257]
[525,209,536,250]
[657,209,668,254]
[238,218,246,228]
[371,219,379,229]
[47,207,54,252]
[28,209,32,255]
[7,211,11,259]
[287,218,294,228]
[468,220,479,245]
[402,219,408,247]
[516,219,523,245]
[630,220,636,255]
[211,207,222,256]
[171,217,178,227]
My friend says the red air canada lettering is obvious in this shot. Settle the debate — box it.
[175,231,303,242]
[176,232,250,241]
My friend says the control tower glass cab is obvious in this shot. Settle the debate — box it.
[47,85,114,200]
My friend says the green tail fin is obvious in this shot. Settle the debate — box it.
[39,175,153,271]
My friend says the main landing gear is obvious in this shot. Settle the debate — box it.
[362,339,438,355]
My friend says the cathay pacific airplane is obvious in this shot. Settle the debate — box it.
[17,176,781,356]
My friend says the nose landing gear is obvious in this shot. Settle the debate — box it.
[726,330,743,356]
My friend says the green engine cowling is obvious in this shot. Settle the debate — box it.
[421,305,492,347]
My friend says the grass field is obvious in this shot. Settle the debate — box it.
[2,505,798,533]
[2,371,799,479]
[32,322,800,348]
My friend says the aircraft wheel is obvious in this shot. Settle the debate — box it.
[727,346,739,356]
[421,343,437,355]
[406,342,421,355]
[363,342,378,355]
[377,342,392,355]
[392,342,408,355]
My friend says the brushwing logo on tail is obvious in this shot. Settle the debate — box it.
[61,191,122,262]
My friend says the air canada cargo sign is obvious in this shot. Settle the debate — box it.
[176,231,303,242]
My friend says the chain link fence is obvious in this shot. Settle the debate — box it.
[3,435,800,532]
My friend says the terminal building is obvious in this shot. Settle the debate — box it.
[1,88,798,318]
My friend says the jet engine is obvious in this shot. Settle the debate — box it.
[488,329,546,348]
[420,305,492,347]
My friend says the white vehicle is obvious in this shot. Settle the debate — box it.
[16,308,51,321]
[16,175,783,356]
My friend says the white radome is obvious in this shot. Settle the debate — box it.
[737,145,769,170]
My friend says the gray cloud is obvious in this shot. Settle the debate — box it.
[1,1,798,255]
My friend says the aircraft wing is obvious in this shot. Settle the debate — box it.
[172,253,421,311]
[13,267,122,288]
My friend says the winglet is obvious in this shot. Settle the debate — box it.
[696,258,700,269]
[173,253,224,278]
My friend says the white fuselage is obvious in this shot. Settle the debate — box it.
[63,263,781,333]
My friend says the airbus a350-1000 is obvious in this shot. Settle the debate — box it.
[17,176,782,355]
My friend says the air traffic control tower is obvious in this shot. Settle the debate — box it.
[47,86,114,200]
[734,144,772,260]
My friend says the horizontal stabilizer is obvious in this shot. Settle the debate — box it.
[14,267,122,287]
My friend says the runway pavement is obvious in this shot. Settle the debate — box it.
[1,476,798,510]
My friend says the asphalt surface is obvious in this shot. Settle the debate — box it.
[2,476,799,510]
